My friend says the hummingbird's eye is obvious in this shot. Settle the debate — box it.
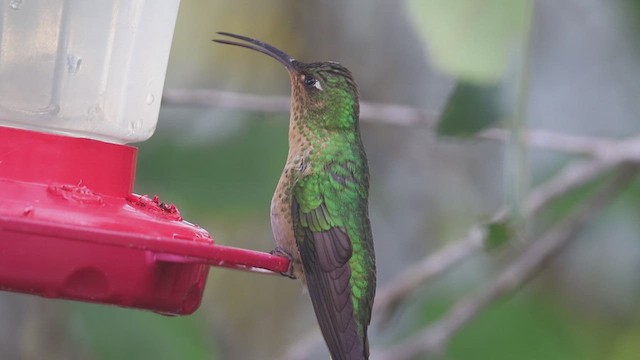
[304,76,317,87]
[303,75,323,91]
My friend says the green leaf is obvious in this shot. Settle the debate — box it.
[484,219,514,250]
[407,0,532,83]
[437,82,503,136]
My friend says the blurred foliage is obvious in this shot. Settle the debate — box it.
[69,304,215,360]
[610,321,640,360]
[136,115,288,216]
[407,0,532,83]
[437,82,504,136]
[446,293,600,360]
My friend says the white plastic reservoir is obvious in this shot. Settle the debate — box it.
[0,0,181,143]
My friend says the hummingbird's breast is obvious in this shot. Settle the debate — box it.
[270,131,313,282]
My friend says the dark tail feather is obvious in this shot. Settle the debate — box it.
[363,333,370,359]
[343,333,368,360]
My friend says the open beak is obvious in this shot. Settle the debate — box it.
[214,32,296,72]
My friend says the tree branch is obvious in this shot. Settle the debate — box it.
[373,225,486,326]
[376,165,638,360]
[374,135,640,324]
[161,89,617,157]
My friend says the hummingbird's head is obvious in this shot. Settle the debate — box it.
[214,32,359,132]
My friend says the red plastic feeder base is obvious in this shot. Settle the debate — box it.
[0,126,289,315]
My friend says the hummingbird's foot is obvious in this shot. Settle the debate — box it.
[270,246,296,279]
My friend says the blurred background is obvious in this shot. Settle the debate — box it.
[2,0,640,359]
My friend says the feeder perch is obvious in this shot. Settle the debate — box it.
[0,0,289,315]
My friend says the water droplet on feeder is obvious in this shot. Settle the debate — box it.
[66,54,82,74]
[87,104,102,120]
[127,118,142,135]
[146,93,155,105]
[9,0,22,10]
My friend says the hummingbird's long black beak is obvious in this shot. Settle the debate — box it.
[214,32,296,71]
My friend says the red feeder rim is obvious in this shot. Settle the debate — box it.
[0,126,289,315]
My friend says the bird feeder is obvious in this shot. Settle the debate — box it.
[0,0,289,315]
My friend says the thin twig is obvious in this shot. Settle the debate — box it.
[376,165,638,360]
[162,88,439,126]
[505,0,534,227]
[375,135,640,323]
[163,89,291,114]
[478,128,615,157]
[161,89,616,156]
[374,225,486,325]
[525,134,640,214]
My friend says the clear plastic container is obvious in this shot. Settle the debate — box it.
[0,0,181,144]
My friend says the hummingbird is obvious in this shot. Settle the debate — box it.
[214,32,376,359]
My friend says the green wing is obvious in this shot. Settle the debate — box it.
[292,161,374,360]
